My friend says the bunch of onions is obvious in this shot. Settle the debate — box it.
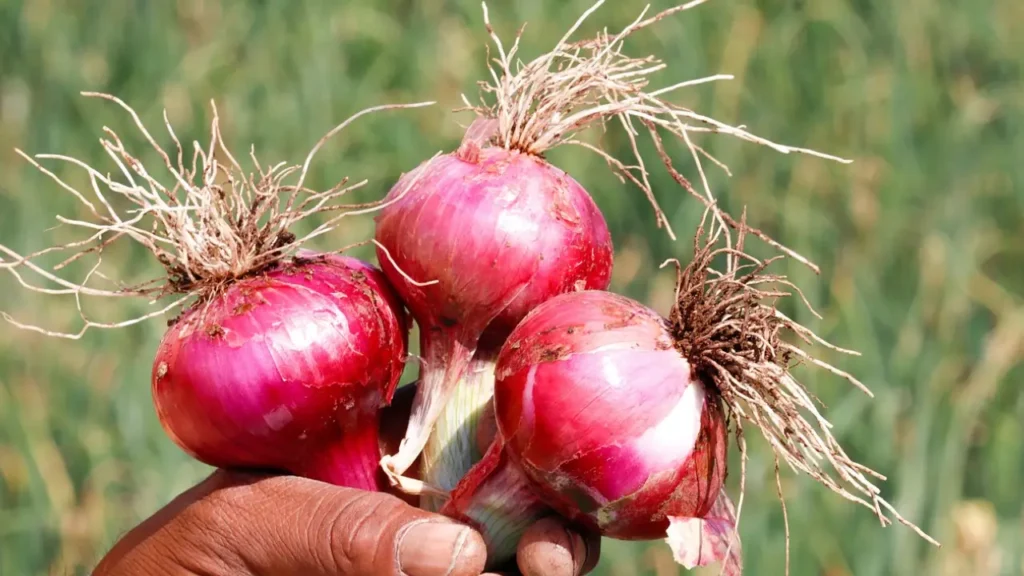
[2,2,942,572]
[1,93,430,491]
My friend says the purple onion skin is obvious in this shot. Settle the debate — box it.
[152,254,409,491]
[494,290,727,539]
[373,147,613,475]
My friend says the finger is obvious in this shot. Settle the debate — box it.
[185,473,487,576]
[517,517,601,576]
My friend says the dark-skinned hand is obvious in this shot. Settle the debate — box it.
[92,383,600,575]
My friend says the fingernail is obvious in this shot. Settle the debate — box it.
[397,521,487,576]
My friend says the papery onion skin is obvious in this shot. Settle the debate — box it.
[420,347,501,513]
[426,358,552,568]
[152,254,409,491]
[374,147,613,476]
[441,436,550,567]
[494,290,727,539]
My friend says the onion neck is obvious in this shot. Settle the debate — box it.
[420,347,499,512]
[295,406,383,492]
[441,438,550,568]
[384,325,478,480]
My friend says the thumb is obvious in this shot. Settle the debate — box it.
[215,473,486,576]
[115,470,488,576]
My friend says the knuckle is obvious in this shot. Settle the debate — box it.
[334,495,388,571]
[313,490,408,574]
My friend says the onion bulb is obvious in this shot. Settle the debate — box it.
[153,253,408,491]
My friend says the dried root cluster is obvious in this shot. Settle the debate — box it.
[465,0,850,248]
[667,212,939,554]
[0,93,430,337]
[0,0,939,562]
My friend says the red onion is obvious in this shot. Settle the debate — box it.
[493,290,739,571]
[0,95,432,492]
[375,133,613,483]
[153,253,409,491]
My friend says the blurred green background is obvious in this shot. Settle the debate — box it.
[0,0,1021,574]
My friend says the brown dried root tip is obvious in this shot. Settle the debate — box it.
[0,92,432,338]
[462,0,851,245]
[666,214,939,548]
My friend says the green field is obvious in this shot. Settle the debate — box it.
[1,0,1021,574]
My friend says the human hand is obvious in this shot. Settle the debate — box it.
[92,385,599,575]
[92,468,489,576]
